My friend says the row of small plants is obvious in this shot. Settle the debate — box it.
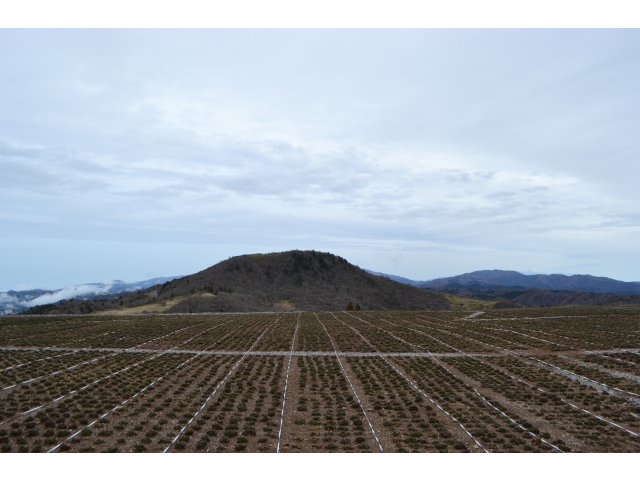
[0,316,102,347]
[179,355,285,452]
[183,315,274,352]
[2,316,197,350]
[295,313,335,351]
[329,313,489,452]
[0,352,191,452]
[336,312,551,453]
[584,353,640,377]
[62,355,235,453]
[0,353,153,420]
[0,350,106,390]
[354,312,459,353]
[78,317,282,452]
[314,313,375,353]
[348,356,471,452]
[401,317,497,353]
[398,356,558,452]
[253,316,300,352]
[444,355,639,452]
[534,354,640,397]
[340,310,636,448]
[337,315,416,354]
[410,317,637,451]
[463,325,564,351]
[0,314,283,452]
[285,355,373,452]
[0,350,77,371]
[449,311,640,351]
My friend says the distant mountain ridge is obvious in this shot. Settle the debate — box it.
[419,269,640,295]
[0,276,182,313]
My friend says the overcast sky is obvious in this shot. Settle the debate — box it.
[1,29,639,290]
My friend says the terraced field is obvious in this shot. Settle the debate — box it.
[1,307,639,453]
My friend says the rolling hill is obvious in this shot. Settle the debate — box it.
[506,289,640,307]
[25,250,451,314]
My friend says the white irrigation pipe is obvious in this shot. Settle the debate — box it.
[438,322,640,400]
[401,319,640,438]
[315,313,384,453]
[530,356,640,399]
[5,330,122,364]
[528,328,598,348]
[404,319,640,400]
[405,316,529,351]
[48,355,201,453]
[0,346,505,358]
[346,313,563,452]
[455,315,587,322]
[376,312,526,351]
[163,317,282,453]
[47,319,245,453]
[482,326,567,348]
[2,351,120,391]
[0,348,90,373]
[455,315,637,346]
[1,323,213,391]
[276,313,301,453]
[334,313,487,453]
[0,320,236,427]
[376,313,528,351]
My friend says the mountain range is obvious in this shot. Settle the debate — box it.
[0,276,181,314]
[7,255,640,315]
[369,269,640,295]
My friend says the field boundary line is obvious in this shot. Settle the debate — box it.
[276,313,301,453]
[316,313,384,452]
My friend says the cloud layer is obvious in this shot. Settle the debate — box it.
[1,29,640,288]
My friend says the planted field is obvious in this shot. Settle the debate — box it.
[0,307,639,452]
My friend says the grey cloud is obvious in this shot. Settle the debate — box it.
[1,29,640,286]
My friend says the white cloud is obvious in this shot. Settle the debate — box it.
[0,29,639,285]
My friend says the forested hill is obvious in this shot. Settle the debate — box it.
[419,269,640,294]
[26,250,451,314]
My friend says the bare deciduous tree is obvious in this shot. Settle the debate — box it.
[184,290,202,313]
